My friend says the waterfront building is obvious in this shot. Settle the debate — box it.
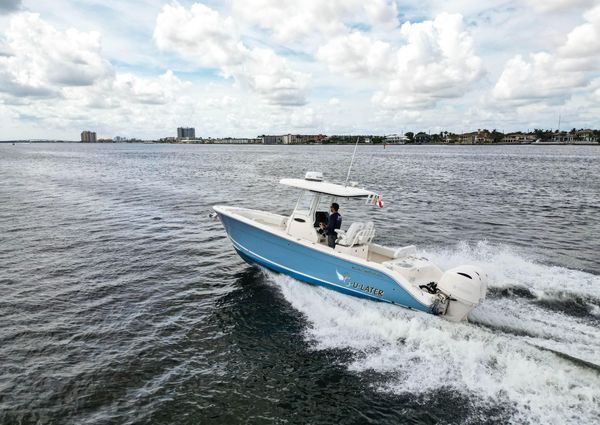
[414,132,431,144]
[81,131,97,143]
[551,130,599,143]
[574,130,598,143]
[177,127,195,139]
[214,138,262,144]
[458,130,492,144]
[551,132,573,143]
[281,134,326,144]
[502,133,537,144]
[384,134,408,144]
[261,135,283,144]
[281,134,297,144]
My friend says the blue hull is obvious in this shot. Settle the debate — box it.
[218,212,433,313]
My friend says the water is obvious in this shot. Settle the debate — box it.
[1,143,599,425]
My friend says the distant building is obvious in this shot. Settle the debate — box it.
[261,135,283,144]
[502,133,537,144]
[213,138,262,144]
[113,136,127,142]
[177,127,195,139]
[281,134,298,144]
[574,130,597,143]
[281,134,326,144]
[551,132,573,143]
[414,132,431,144]
[549,130,598,144]
[81,131,97,143]
[458,130,491,144]
[384,134,408,144]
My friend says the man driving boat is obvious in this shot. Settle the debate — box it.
[319,203,342,248]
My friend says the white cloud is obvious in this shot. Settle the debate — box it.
[526,0,596,13]
[289,107,319,128]
[559,5,600,58]
[206,95,236,108]
[317,32,393,78]
[153,2,309,106]
[0,11,200,138]
[1,1,599,139]
[493,4,600,104]
[244,48,310,106]
[153,3,245,69]
[0,12,111,97]
[492,53,588,102]
[232,0,398,44]
[110,70,189,106]
[318,13,483,109]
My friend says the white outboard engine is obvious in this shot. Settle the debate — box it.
[437,265,488,322]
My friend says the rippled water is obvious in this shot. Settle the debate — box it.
[1,143,599,425]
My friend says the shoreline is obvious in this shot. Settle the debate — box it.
[2,141,599,146]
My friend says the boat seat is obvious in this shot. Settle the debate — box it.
[357,221,376,245]
[336,222,364,247]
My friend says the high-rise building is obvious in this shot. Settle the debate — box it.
[177,127,195,139]
[81,131,97,143]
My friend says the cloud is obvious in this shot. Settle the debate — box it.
[206,95,236,108]
[492,53,588,102]
[0,11,200,138]
[1,1,599,139]
[153,2,309,106]
[526,0,596,13]
[0,0,21,14]
[493,4,600,104]
[233,0,398,44]
[290,107,319,128]
[317,32,393,78]
[0,12,112,97]
[559,5,600,58]
[0,73,59,98]
[110,70,189,106]
[318,13,483,109]
[153,3,245,69]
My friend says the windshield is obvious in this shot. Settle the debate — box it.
[294,191,316,216]
[317,195,333,212]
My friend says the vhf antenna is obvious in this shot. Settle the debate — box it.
[345,136,360,186]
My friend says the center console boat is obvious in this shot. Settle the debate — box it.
[214,172,487,321]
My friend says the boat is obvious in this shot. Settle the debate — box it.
[214,171,488,321]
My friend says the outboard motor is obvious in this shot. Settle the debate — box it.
[437,265,488,322]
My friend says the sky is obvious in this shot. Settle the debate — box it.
[0,0,599,140]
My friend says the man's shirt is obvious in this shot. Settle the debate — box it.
[325,212,342,236]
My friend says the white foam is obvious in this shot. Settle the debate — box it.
[421,240,600,301]
[262,242,600,425]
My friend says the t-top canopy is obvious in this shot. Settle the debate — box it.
[280,178,378,198]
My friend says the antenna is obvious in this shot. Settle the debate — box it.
[558,112,561,132]
[345,136,360,186]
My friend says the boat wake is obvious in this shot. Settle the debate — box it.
[262,241,600,425]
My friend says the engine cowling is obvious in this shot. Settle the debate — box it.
[438,265,488,322]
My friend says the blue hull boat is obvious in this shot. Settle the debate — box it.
[214,172,488,321]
